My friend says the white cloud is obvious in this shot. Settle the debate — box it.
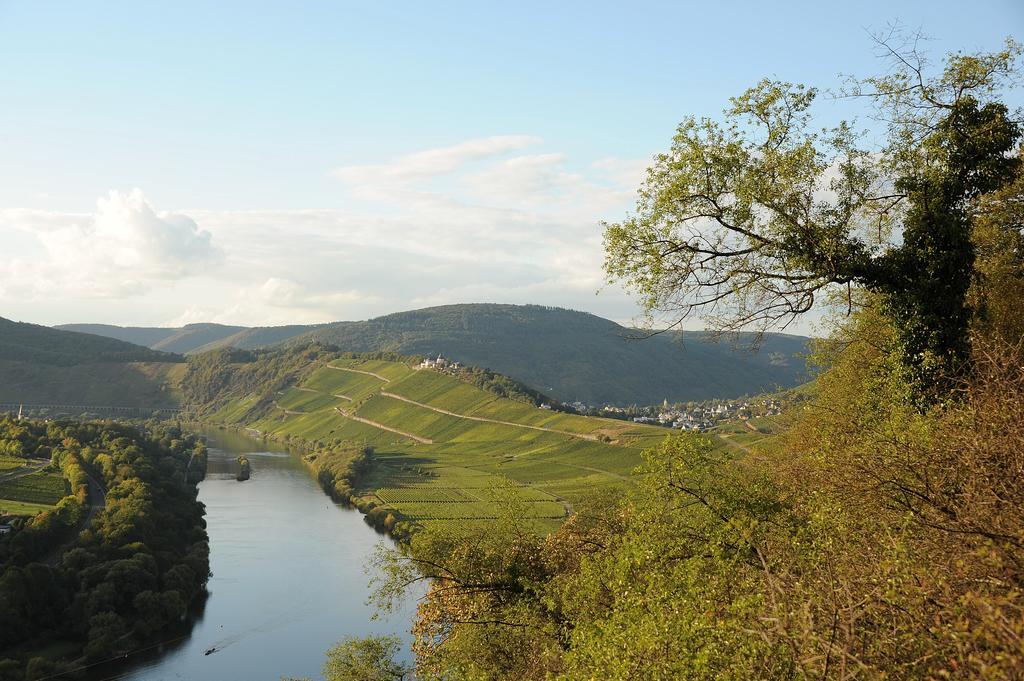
[0,138,665,329]
[0,189,220,299]
[332,135,542,198]
[165,277,378,327]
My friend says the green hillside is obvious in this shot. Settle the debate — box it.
[186,348,672,535]
[291,304,810,404]
[62,304,809,404]
[2,317,175,365]
[0,317,184,408]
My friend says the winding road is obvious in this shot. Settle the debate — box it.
[333,407,434,444]
[326,365,391,383]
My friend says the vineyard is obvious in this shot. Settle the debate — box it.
[0,469,67,506]
[208,356,677,533]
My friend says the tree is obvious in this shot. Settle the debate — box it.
[282,636,410,681]
[322,636,410,681]
[603,34,1021,400]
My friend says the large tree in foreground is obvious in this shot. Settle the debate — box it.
[604,35,1021,399]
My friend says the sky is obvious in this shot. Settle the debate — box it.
[0,1,1021,331]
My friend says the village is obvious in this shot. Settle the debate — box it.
[579,396,784,432]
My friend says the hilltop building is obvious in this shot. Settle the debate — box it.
[420,354,448,369]
[419,354,461,371]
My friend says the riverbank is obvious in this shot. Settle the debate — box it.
[183,420,409,540]
[79,426,417,681]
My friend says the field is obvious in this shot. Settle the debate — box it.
[0,469,67,515]
[212,357,678,533]
[0,499,57,516]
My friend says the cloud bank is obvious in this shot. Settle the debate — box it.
[0,138,652,327]
[0,189,220,299]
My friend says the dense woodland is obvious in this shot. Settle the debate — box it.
[0,419,209,680]
[303,39,1024,680]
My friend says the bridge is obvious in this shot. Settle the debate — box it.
[0,403,197,418]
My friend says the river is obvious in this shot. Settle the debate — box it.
[88,428,417,681]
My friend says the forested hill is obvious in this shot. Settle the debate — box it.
[58,305,809,404]
[288,305,810,404]
[0,317,184,407]
[1,317,177,365]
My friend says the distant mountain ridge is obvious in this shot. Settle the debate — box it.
[56,304,810,404]
[56,322,330,354]
[2,318,177,366]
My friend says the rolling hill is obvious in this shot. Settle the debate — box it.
[290,305,810,405]
[57,304,810,405]
[0,317,184,408]
[189,348,672,535]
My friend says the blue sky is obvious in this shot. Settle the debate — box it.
[0,1,1020,329]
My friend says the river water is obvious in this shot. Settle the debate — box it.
[88,428,416,681]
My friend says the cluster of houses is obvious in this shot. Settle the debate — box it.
[639,397,784,432]
[571,397,785,432]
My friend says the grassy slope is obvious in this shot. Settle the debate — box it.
[208,357,673,533]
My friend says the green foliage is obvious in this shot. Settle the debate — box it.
[282,635,410,681]
[321,635,410,681]
[0,319,184,409]
[359,143,1024,678]
[0,419,209,672]
[236,455,251,481]
[603,38,1022,401]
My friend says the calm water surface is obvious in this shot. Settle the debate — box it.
[89,428,416,681]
